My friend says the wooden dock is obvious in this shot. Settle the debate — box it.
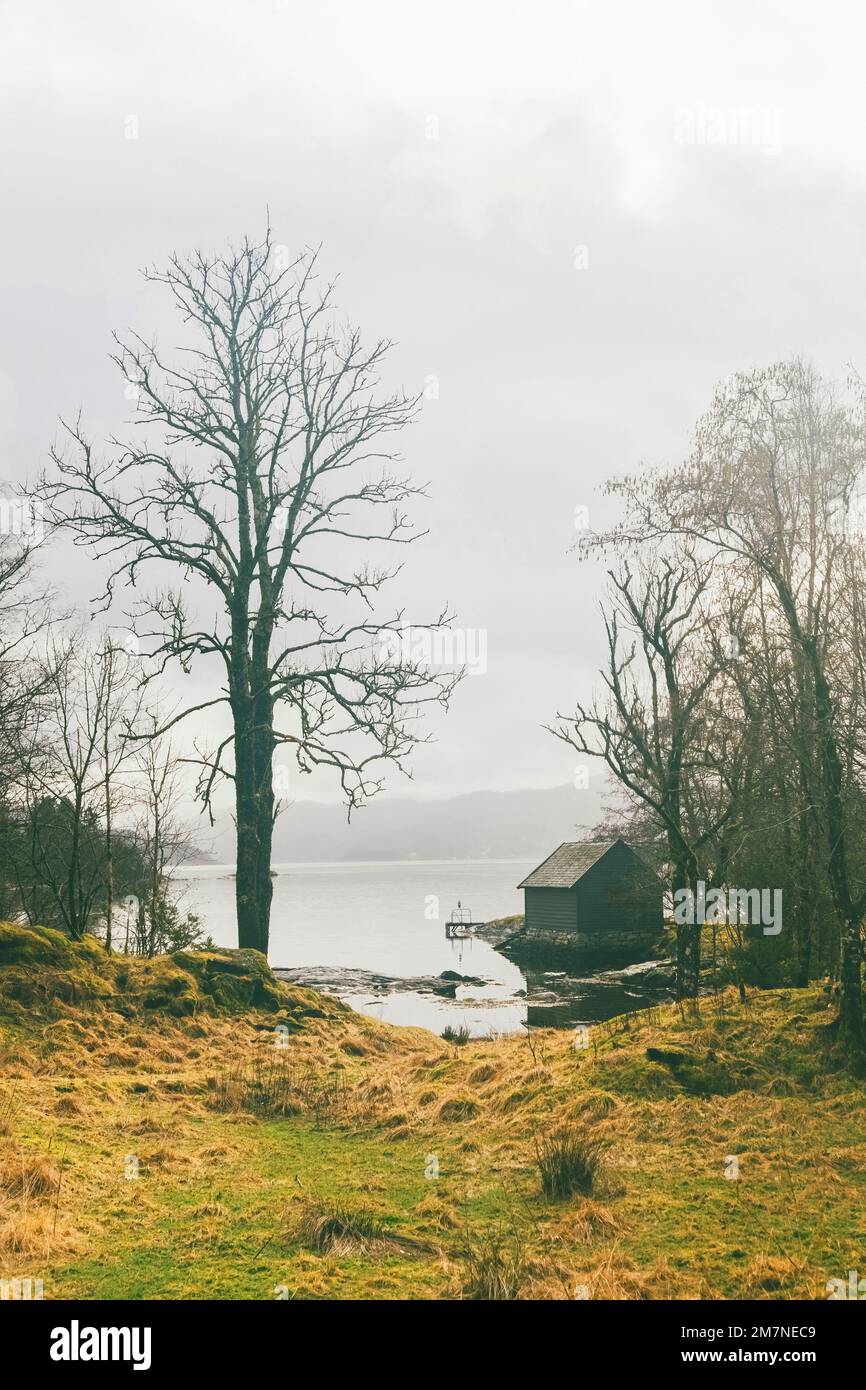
[445,903,485,938]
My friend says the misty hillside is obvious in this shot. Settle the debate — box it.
[202,783,605,864]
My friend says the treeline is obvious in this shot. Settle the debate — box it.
[0,583,207,954]
[556,359,866,1043]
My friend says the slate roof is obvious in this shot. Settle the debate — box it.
[518,840,621,889]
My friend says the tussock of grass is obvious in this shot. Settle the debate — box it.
[568,1090,620,1122]
[293,1203,385,1253]
[191,1200,228,1219]
[292,1202,435,1258]
[459,1222,528,1300]
[209,1054,348,1120]
[553,1199,622,1245]
[0,1207,74,1260]
[380,1110,411,1129]
[468,1063,499,1085]
[414,1192,460,1231]
[0,1150,60,1199]
[498,1087,531,1112]
[535,1128,608,1201]
[436,1094,480,1123]
[442,1024,471,1047]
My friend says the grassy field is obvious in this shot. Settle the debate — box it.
[1,922,864,1300]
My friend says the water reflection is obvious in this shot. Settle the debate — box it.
[522,966,673,1028]
[339,960,673,1038]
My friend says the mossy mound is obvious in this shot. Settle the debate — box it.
[0,922,111,971]
[0,923,118,1009]
[0,922,346,1024]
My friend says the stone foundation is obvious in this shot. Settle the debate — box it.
[510,926,660,967]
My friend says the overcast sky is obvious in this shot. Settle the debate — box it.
[2,0,866,812]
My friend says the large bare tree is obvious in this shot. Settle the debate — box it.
[42,231,456,954]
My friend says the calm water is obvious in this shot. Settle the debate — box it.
[174,860,669,1036]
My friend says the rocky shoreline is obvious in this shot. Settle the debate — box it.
[272,913,681,1029]
[274,964,492,999]
[275,948,677,1014]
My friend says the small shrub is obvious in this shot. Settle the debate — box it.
[442,1024,471,1047]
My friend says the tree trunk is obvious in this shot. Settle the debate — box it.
[684,920,702,1000]
[68,792,85,940]
[793,896,816,989]
[809,642,863,1042]
[674,851,687,1002]
[675,923,687,1002]
[148,801,160,958]
[775,605,863,1041]
[234,699,275,955]
[673,853,700,1001]
[840,915,863,1044]
[104,729,114,953]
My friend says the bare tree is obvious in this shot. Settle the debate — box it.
[0,522,52,789]
[550,551,752,999]
[614,361,866,1043]
[41,231,458,953]
[13,633,140,940]
[98,638,144,950]
[126,716,201,957]
[0,524,52,918]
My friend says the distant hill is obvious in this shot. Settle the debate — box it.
[207,782,605,864]
[180,848,221,866]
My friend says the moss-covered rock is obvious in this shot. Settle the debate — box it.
[170,947,285,1012]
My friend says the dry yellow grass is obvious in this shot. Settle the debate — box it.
[1,922,865,1299]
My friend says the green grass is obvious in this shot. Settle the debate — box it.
[2,921,866,1300]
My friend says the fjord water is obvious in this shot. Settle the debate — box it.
[175,859,668,1036]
